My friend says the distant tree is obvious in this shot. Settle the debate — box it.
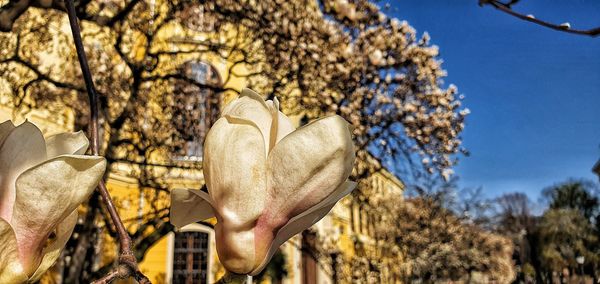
[493,192,540,283]
[536,209,598,280]
[542,179,599,221]
[494,192,535,235]
[370,195,515,282]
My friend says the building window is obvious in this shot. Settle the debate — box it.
[172,231,209,284]
[172,61,222,162]
[166,224,215,283]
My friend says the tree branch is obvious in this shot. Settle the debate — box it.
[64,0,150,283]
[479,0,600,37]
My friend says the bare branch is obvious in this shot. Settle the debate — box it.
[64,0,150,282]
[480,0,600,37]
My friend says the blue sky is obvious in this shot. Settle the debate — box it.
[386,0,600,199]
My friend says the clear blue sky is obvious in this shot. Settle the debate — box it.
[387,0,600,199]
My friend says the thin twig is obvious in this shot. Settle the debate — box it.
[64,0,150,283]
[480,0,600,37]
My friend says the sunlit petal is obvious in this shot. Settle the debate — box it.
[0,121,47,222]
[221,88,273,155]
[266,115,355,218]
[45,131,89,158]
[267,97,295,150]
[203,117,267,225]
[11,155,105,274]
[170,188,215,228]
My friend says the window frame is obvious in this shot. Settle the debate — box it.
[165,223,215,284]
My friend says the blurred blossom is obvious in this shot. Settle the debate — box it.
[171,89,356,275]
[0,120,106,283]
[441,168,454,181]
[369,49,383,65]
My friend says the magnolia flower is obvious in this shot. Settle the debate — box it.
[171,89,355,275]
[0,121,106,283]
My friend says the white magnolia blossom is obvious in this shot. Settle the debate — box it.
[0,120,106,283]
[171,88,356,275]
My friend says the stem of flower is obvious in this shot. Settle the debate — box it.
[64,0,150,283]
[215,272,252,284]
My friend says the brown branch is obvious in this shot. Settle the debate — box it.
[1,56,86,92]
[103,0,142,27]
[0,0,30,32]
[64,0,150,283]
[480,0,600,37]
[0,0,144,32]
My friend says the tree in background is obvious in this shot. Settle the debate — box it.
[543,179,600,221]
[536,208,598,281]
[0,0,468,281]
[371,195,515,282]
[538,180,600,281]
[492,192,539,282]
[488,180,600,283]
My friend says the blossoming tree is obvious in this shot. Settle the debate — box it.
[0,0,469,282]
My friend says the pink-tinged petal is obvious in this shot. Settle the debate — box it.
[0,121,47,222]
[250,181,356,276]
[170,188,215,228]
[0,218,28,284]
[45,131,89,158]
[0,120,16,146]
[265,115,355,219]
[28,211,78,282]
[221,88,273,156]
[203,116,269,274]
[11,155,105,274]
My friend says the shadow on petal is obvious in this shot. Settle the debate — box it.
[28,211,78,282]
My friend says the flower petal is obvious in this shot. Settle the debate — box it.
[11,155,105,274]
[28,211,78,282]
[250,181,356,276]
[203,117,267,225]
[0,120,16,146]
[45,131,89,158]
[0,218,28,284]
[170,188,215,228]
[267,97,295,151]
[265,115,355,219]
[203,116,269,275]
[0,121,47,222]
[221,88,273,156]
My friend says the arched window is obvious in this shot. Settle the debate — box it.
[172,61,222,161]
[166,223,215,284]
